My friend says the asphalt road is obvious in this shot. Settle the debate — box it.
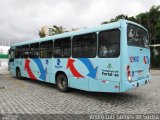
[0,70,159,115]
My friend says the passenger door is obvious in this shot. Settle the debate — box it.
[8,48,15,76]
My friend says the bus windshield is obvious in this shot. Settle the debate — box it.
[127,24,149,48]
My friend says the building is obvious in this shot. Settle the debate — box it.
[41,26,80,37]
[0,46,10,67]
[41,26,53,36]
[0,46,10,55]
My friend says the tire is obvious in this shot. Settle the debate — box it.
[56,74,68,92]
[16,69,22,80]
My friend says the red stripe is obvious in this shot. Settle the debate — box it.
[24,59,37,80]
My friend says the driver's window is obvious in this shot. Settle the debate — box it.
[9,48,15,62]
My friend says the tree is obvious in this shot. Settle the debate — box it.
[100,5,160,68]
[155,20,160,43]
[50,25,64,35]
[136,12,149,28]
[148,5,160,42]
[101,14,128,24]
[39,25,65,38]
[113,14,128,21]
[101,5,160,44]
[127,16,136,22]
[39,30,46,38]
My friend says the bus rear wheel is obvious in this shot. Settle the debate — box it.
[56,74,68,92]
[16,68,22,80]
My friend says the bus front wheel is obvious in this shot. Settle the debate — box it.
[56,74,68,92]
[16,68,22,80]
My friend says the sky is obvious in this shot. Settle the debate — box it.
[0,0,160,45]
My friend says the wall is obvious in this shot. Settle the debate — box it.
[0,46,10,67]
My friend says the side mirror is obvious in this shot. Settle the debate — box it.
[8,49,11,55]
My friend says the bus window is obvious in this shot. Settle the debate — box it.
[40,41,53,58]
[21,45,29,58]
[98,29,120,58]
[127,24,149,48]
[15,46,21,58]
[54,37,71,58]
[9,48,15,62]
[30,43,39,58]
[72,33,97,58]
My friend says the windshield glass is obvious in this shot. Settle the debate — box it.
[127,24,149,48]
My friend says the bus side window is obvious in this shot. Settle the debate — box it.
[21,45,30,59]
[54,37,71,58]
[98,29,120,58]
[9,48,15,62]
[40,41,53,58]
[30,43,39,58]
[15,46,21,58]
[72,33,97,58]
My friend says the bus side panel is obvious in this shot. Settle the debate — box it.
[42,58,56,83]
[9,62,16,76]
[96,57,121,82]
[9,67,16,76]
[34,59,51,82]
[68,75,89,90]
[21,59,33,79]
[89,57,121,92]
[89,78,120,92]
[41,58,89,91]
[39,59,56,83]
[22,58,52,82]
[65,58,89,91]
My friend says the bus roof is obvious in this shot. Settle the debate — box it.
[11,19,147,47]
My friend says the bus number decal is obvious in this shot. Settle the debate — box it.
[129,56,139,62]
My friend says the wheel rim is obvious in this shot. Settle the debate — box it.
[17,70,21,79]
[59,77,66,89]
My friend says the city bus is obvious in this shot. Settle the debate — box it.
[8,19,151,93]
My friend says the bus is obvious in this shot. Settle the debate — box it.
[8,19,151,93]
